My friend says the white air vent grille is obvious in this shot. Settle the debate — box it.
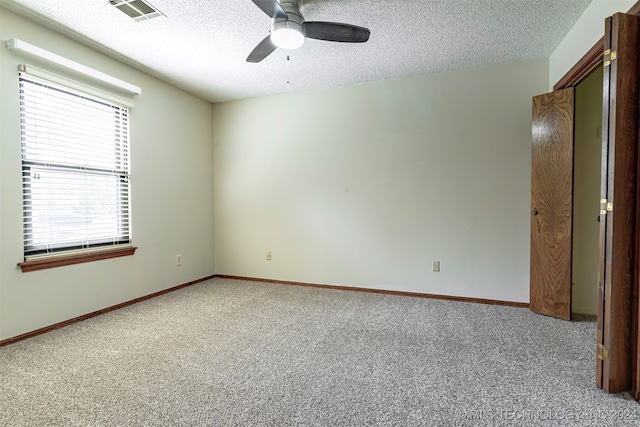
[109,0,164,22]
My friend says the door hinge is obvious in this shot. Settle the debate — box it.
[597,342,609,360]
[604,49,617,67]
[600,198,608,215]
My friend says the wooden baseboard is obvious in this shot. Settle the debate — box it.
[214,274,530,308]
[1,274,529,347]
[0,274,216,347]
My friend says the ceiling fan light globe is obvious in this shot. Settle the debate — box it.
[271,28,304,50]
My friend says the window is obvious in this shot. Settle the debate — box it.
[19,68,132,260]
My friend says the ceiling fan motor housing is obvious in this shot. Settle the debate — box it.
[272,0,305,37]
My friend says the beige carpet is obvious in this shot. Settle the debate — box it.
[1,277,639,426]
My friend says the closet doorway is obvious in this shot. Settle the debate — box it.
[531,12,640,395]
[529,67,604,321]
[572,66,603,317]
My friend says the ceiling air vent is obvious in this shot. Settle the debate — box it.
[109,0,165,22]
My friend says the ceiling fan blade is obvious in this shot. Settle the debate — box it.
[250,0,288,19]
[303,21,370,43]
[246,35,278,63]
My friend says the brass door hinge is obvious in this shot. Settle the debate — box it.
[597,343,609,360]
[604,50,617,67]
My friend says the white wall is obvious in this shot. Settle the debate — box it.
[213,59,548,303]
[549,0,636,90]
[572,67,603,315]
[0,8,215,340]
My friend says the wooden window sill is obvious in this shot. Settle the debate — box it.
[18,246,137,272]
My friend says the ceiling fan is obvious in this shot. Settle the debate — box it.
[246,0,370,63]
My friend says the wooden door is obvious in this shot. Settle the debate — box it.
[530,88,574,320]
[597,12,640,394]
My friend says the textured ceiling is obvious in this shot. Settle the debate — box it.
[1,0,592,103]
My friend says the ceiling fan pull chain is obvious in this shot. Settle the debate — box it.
[286,55,291,88]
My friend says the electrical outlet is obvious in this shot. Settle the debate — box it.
[176,254,182,266]
[432,260,440,272]
[266,251,271,261]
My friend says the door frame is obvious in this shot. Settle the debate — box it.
[554,2,640,91]
[553,1,640,399]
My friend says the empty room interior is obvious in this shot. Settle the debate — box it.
[3,0,640,425]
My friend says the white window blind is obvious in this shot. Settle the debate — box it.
[19,69,131,258]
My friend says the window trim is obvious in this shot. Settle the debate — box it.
[18,246,137,272]
[19,66,133,260]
